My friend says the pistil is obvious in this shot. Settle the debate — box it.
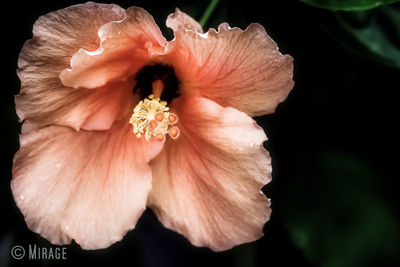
[129,80,179,142]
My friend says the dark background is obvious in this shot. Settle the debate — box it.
[1,0,399,266]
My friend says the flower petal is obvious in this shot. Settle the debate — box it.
[12,121,163,249]
[60,6,167,89]
[16,2,132,131]
[78,80,136,131]
[166,8,203,33]
[148,96,272,251]
[167,23,294,116]
[17,79,135,132]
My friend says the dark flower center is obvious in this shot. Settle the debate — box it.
[133,64,180,103]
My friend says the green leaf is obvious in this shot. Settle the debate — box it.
[300,0,400,11]
[199,0,221,27]
[317,5,400,68]
[280,151,400,267]
[233,243,256,267]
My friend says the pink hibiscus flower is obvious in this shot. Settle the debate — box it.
[12,2,293,251]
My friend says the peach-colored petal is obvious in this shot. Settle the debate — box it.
[60,7,167,89]
[166,22,294,116]
[16,2,132,131]
[166,8,203,33]
[12,121,163,249]
[17,79,135,132]
[148,96,272,251]
[78,80,136,131]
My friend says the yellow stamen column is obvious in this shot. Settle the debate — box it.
[129,80,179,142]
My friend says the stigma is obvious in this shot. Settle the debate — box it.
[129,80,180,142]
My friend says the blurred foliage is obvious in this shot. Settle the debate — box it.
[281,151,400,267]
[316,5,400,68]
[175,0,230,30]
[233,243,256,267]
[199,0,220,27]
[300,0,400,11]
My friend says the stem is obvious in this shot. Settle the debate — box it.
[199,0,220,28]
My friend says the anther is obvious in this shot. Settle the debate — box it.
[130,95,180,141]
[129,96,169,141]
